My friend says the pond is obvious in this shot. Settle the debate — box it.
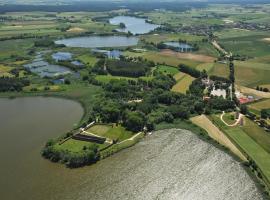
[0,97,83,200]
[55,36,139,48]
[164,41,193,51]
[24,52,72,77]
[109,16,159,35]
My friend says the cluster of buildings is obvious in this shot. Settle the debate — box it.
[235,90,256,104]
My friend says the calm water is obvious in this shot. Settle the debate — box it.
[0,110,264,200]
[0,97,83,200]
[55,36,139,48]
[164,41,193,49]
[109,16,159,34]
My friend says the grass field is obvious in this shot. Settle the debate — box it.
[171,74,195,94]
[124,51,202,67]
[95,74,153,83]
[191,115,246,160]
[155,65,179,76]
[248,99,270,115]
[86,124,133,142]
[209,62,230,78]
[140,33,205,44]
[218,32,270,57]
[0,39,34,61]
[77,54,98,67]
[55,139,96,153]
[210,114,270,186]
[234,61,270,87]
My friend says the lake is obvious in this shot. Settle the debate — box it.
[109,16,159,34]
[0,105,264,200]
[55,36,139,48]
[0,97,83,200]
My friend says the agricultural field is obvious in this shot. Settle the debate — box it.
[209,114,270,187]
[171,74,195,94]
[0,11,116,39]
[248,99,270,115]
[234,60,270,87]
[209,62,230,78]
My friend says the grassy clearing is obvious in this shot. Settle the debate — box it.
[171,74,195,94]
[77,54,98,67]
[155,65,179,76]
[86,124,133,142]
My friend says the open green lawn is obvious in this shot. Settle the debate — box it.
[210,114,270,185]
[86,124,134,142]
[77,54,98,67]
[155,65,179,76]
[55,139,95,153]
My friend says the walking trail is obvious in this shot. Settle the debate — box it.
[220,111,243,127]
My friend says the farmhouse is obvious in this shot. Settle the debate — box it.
[211,87,227,99]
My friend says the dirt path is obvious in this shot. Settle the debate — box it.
[191,115,247,161]
[211,40,232,58]
[220,111,243,127]
[117,132,143,145]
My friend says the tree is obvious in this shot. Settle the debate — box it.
[123,111,145,132]
[167,105,189,119]
[240,104,248,115]
[64,79,71,85]
[119,22,126,29]
[261,109,270,119]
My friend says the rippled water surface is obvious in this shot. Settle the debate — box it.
[0,108,264,200]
